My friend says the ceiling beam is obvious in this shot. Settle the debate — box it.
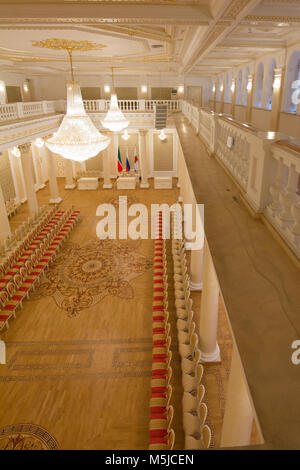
[216,41,285,49]
[0,3,213,25]
[182,0,263,74]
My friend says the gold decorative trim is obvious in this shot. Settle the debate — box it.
[246,15,300,23]
[19,142,32,154]
[31,38,106,51]
[0,18,209,25]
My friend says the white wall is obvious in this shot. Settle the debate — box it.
[185,76,212,107]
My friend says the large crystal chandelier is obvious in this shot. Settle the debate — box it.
[101,68,129,132]
[35,38,110,162]
[47,81,110,161]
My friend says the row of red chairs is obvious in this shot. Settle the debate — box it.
[149,211,175,450]
[0,205,63,277]
[0,207,80,334]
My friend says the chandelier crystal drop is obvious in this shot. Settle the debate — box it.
[46,82,110,162]
[101,93,129,132]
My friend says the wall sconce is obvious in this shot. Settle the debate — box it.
[220,84,224,92]
[273,76,281,90]
[121,129,130,141]
[23,81,29,93]
[104,85,110,93]
[178,86,184,94]
[247,80,252,91]
[231,82,235,93]
[34,137,44,148]
[158,129,167,141]
[212,84,216,93]
[11,146,21,158]
[0,83,5,93]
[141,85,147,93]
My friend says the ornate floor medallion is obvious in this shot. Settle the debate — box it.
[0,423,59,450]
[31,239,152,317]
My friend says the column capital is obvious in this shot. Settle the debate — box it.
[19,142,32,154]
[139,129,148,136]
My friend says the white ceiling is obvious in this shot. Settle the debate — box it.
[0,0,299,79]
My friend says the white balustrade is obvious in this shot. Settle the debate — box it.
[265,142,300,257]
[181,99,300,258]
[0,103,18,121]
[0,99,180,122]
[22,101,44,117]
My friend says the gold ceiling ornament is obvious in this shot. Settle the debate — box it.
[31,38,106,52]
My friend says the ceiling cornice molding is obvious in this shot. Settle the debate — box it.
[0,17,209,26]
[245,15,300,23]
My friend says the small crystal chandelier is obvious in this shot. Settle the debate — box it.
[45,43,110,162]
[121,129,130,141]
[101,68,129,132]
[158,129,167,141]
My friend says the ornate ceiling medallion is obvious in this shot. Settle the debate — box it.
[31,38,106,52]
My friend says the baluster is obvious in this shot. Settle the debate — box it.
[268,157,284,215]
[279,164,299,228]
[290,193,300,245]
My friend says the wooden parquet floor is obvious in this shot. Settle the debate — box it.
[0,177,243,450]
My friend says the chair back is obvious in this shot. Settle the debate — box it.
[202,425,211,449]
[0,290,8,308]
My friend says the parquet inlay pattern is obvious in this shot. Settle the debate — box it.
[0,423,59,450]
[30,238,153,317]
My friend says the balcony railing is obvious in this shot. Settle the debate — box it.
[181,100,300,260]
[0,99,181,122]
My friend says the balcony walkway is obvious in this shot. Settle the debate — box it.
[175,113,300,449]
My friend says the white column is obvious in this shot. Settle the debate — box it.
[139,129,150,188]
[44,146,62,204]
[19,142,39,216]
[8,148,22,204]
[64,159,76,189]
[199,239,220,362]
[113,132,118,178]
[221,345,254,448]
[189,247,203,291]
[31,143,46,190]
[0,182,11,242]
[103,147,112,189]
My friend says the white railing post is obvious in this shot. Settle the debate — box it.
[16,102,24,119]
[42,100,48,114]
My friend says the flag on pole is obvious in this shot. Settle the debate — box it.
[126,147,130,172]
[117,147,122,173]
[134,146,139,172]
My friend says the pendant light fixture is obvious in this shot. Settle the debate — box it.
[101,68,129,132]
[33,39,111,162]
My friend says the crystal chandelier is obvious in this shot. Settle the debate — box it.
[101,68,129,132]
[158,129,167,141]
[121,129,130,141]
[43,41,110,162]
